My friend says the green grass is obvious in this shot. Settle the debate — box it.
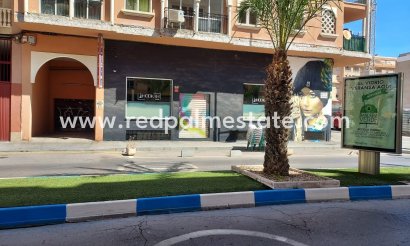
[0,171,267,208]
[305,167,410,186]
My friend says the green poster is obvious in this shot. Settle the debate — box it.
[343,74,401,153]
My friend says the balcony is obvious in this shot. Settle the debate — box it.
[0,8,12,27]
[344,0,366,23]
[40,0,102,20]
[343,34,366,52]
[164,8,228,35]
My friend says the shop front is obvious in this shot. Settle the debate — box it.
[104,40,333,142]
[17,34,104,141]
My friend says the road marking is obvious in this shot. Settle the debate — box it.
[154,229,308,246]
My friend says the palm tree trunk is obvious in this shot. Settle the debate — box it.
[263,48,292,176]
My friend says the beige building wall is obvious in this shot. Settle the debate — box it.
[332,56,397,112]
[397,54,410,110]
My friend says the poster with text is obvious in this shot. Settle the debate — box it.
[343,74,402,153]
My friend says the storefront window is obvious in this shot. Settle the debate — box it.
[126,78,172,118]
[243,84,265,121]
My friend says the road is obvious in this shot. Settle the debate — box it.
[0,148,410,178]
[1,199,409,245]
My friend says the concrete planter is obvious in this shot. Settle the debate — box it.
[232,165,340,189]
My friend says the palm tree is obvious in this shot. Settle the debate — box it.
[238,0,341,176]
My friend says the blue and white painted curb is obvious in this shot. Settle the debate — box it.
[1,185,410,229]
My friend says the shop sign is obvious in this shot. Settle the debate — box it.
[137,93,162,101]
[342,74,403,153]
[252,97,265,104]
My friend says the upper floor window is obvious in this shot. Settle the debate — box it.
[238,9,257,25]
[238,1,257,25]
[41,0,69,16]
[321,9,336,35]
[74,0,102,20]
[126,0,151,12]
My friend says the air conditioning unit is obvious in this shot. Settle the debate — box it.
[168,9,185,23]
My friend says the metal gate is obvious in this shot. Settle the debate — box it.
[0,39,11,141]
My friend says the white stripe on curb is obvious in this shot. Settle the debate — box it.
[66,199,136,222]
[305,187,350,202]
[200,191,255,210]
[391,185,410,199]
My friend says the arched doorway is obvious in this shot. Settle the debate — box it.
[32,57,96,139]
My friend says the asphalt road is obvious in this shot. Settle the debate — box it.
[1,199,410,246]
[0,149,410,178]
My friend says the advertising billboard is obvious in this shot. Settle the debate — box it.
[342,74,403,153]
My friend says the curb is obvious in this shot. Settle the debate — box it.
[1,185,409,229]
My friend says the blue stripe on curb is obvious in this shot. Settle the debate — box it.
[349,186,392,201]
[0,204,66,229]
[137,194,201,215]
[0,186,402,229]
[254,189,306,206]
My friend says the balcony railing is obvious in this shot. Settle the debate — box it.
[164,8,228,35]
[0,8,12,27]
[344,0,366,4]
[198,13,228,34]
[343,35,366,52]
[40,0,102,20]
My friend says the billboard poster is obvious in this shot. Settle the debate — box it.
[342,74,403,153]
[178,93,210,139]
[97,34,104,89]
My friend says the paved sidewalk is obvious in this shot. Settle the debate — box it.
[0,133,342,153]
[1,131,409,153]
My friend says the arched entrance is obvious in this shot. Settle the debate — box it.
[32,57,96,139]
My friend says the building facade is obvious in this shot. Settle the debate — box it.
[332,56,397,115]
[0,0,372,142]
[397,53,410,136]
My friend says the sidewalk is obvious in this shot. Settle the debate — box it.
[0,131,409,153]
[0,139,341,153]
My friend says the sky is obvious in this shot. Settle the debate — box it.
[345,0,410,57]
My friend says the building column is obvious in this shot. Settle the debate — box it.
[95,88,104,141]
[194,0,200,32]
[24,0,28,14]
[160,0,165,29]
[21,44,32,141]
[110,0,115,24]
[365,0,372,54]
[10,42,23,142]
[69,0,74,18]
[227,4,232,36]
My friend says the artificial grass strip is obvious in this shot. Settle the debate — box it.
[0,171,267,208]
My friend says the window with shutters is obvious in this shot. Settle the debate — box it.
[321,9,336,35]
